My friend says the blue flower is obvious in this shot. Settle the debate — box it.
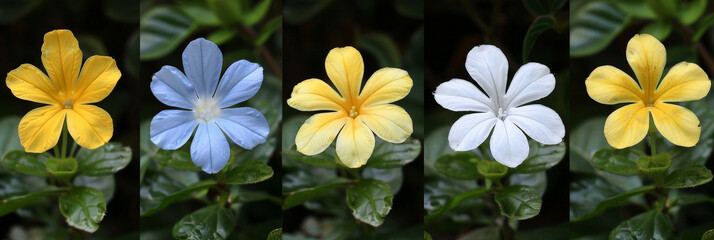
[149,38,269,174]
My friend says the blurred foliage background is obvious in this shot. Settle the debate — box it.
[138,0,283,239]
[424,0,569,239]
[0,0,139,238]
[281,0,424,238]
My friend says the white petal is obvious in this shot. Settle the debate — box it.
[448,112,498,151]
[434,78,494,112]
[465,45,508,104]
[503,62,555,109]
[508,104,565,144]
[490,119,529,168]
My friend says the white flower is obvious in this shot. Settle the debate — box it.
[434,45,565,168]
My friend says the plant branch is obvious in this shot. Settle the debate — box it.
[241,26,282,80]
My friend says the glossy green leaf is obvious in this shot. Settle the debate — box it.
[207,28,237,45]
[523,16,555,63]
[154,149,200,171]
[256,16,282,46]
[1,150,49,177]
[570,117,608,173]
[73,176,115,202]
[495,185,542,220]
[664,164,713,188]
[609,210,673,239]
[76,142,132,176]
[395,0,423,19]
[477,161,507,179]
[283,0,334,24]
[140,6,197,60]
[591,148,640,176]
[45,157,77,178]
[0,186,63,216]
[268,228,282,240]
[570,177,654,222]
[283,178,351,210]
[362,168,403,194]
[678,0,707,25]
[346,179,393,227]
[207,0,243,24]
[0,0,44,23]
[140,179,216,217]
[243,0,272,26]
[703,229,714,240]
[0,117,21,156]
[640,21,672,41]
[356,34,402,68]
[178,1,221,26]
[694,13,714,42]
[509,172,547,197]
[636,153,671,174]
[571,1,629,57]
[513,140,566,173]
[424,180,484,222]
[59,187,106,233]
[172,204,235,240]
[522,0,566,15]
[220,160,273,185]
[366,138,421,169]
[434,152,481,180]
[611,0,656,18]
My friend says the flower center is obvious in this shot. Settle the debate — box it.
[349,106,359,118]
[497,107,508,120]
[194,98,221,122]
[647,98,654,107]
[63,99,74,109]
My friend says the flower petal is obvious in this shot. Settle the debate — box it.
[448,112,498,151]
[508,104,565,144]
[18,106,66,153]
[295,112,349,155]
[604,102,649,149]
[655,62,711,102]
[215,60,263,108]
[336,118,375,168]
[651,102,701,147]
[151,65,197,109]
[489,119,529,168]
[182,38,222,99]
[287,79,346,111]
[465,45,508,103]
[74,56,121,104]
[434,78,494,112]
[6,64,61,105]
[585,65,643,104]
[358,104,412,143]
[504,62,555,109]
[626,34,666,94]
[190,122,229,174]
[357,68,412,107]
[215,107,269,150]
[150,109,198,150]
[41,30,82,93]
[66,104,113,150]
[325,46,363,103]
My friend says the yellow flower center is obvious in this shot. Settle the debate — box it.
[349,106,359,118]
[647,98,654,107]
[63,99,74,109]
[194,98,221,122]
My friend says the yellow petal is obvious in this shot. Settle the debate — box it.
[295,111,349,155]
[74,56,121,104]
[626,34,666,95]
[66,104,113,149]
[585,65,643,104]
[655,62,711,102]
[6,64,61,105]
[604,102,650,149]
[41,29,82,94]
[651,102,701,147]
[325,46,363,104]
[287,78,346,111]
[357,68,412,108]
[336,118,374,168]
[18,106,66,153]
[358,104,412,143]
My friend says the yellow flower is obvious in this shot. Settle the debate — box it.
[6,30,120,153]
[586,34,710,149]
[287,46,413,168]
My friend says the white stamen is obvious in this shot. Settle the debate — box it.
[194,98,221,122]
[497,107,508,120]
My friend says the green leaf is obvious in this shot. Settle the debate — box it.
[494,185,542,220]
[73,176,115,202]
[571,1,629,57]
[664,164,713,188]
[140,178,216,217]
[268,228,282,240]
[424,231,432,240]
[256,16,282,46]
[243,0,273,26]
[140,6,197,60]
[154,149,201,171]
[678,0,707,25]
[610,0,656,18]
[0,186,63,216]
[636,153,671,174]
[591,148,640,176]
[640,21,672,41]
[694,13,714,42]
[477,161,507,179]
[220,160,273,185]
[283,178,352,210]
[434,152,481,180]
[283,0,334,24]
[362,168,403,194]
[424,180,485,222]
[346,179,393,227]
[207,28,237,45]
[522,0,566,15]
[570,117,608,173]
[458,226,500,240]
[704,229,714,240]
[356,34,402,68]
[172,204,235,240]
[1,150,49,177]
[0,117,22,156]
[366,138,421,169]
[0,0,44,23]
[513,140,566,174]
[570,177,654,222]
[287,145,336,168]
[207,0,243,24]
[76,142,132,176]
[609,210,673,240]
[395,0,423,19]
[509,172,547,197]
[45,157,77,178]
[179,0,221,26]
[59,187,106,233]
[523,16,556,63]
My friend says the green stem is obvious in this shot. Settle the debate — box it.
[649,134,657,156]
[70,141,78,158]
[347,168,361,180]
[61,124,68,159]
[53,145,60,158]
[218,190,229,207]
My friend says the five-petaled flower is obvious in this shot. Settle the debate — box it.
[150,38,269,174]
[6,29,120,153]
[288,46,413,168]
[434,45,565,168]
[586,34,710,149]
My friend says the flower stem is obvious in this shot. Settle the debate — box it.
[649,133,657,156]
[61,124,68,159]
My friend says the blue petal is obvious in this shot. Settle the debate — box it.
[182,38,223,99]
[151,66,197,109]
[150,110,198,150]
[215,60,263,108]
[190,122,230,174]
[215,107,269,150]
